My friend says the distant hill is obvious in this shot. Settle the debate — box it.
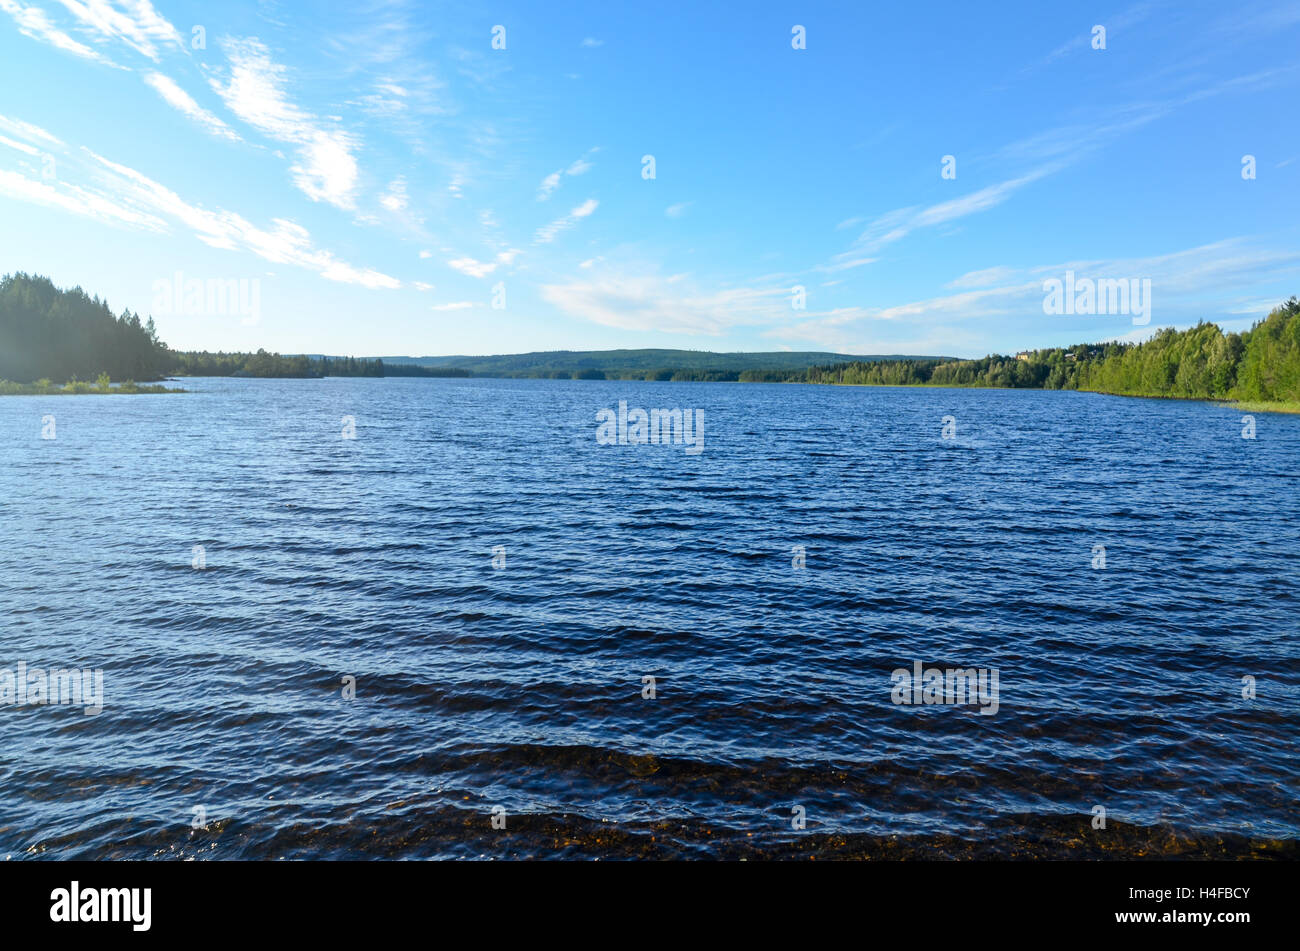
[357,349,952,379]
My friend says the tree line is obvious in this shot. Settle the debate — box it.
[802,298,1300,403]
[3,272,1296,403]
[0,274,467,382]
[172,350,469,378]
[1,273,170,383]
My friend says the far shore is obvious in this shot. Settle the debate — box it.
[5,373,1299,415]
[738,378,1300,414]
[809,380,1300,414]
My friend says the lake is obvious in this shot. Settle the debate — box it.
[1,377,1297,858]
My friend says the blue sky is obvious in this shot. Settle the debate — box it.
[1,0,1298,358]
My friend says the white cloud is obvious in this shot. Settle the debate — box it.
[536,170,562,201]
[0,166,168,231]
[0,0,121,66]
[776,239,1300,353]
[817,256,877,273]
[209,37,360,209]
[0,135,40,155]
[827,168,1054,269]
[53,0,184,60]
[580,37,603,47]
[541,268,793,335]
[85,148,399,286]
[448,256,495,278]
[349,80,417,120]
[418,249,433,259]
[0,126,399,289]
[537,147,597,200]
[379,175,408,211]
[946,265,1019,289]
[664,201,691,218]
[535,197,598,243]
[1034,2,1157,71]
[143,72,241,142]
[412,281,434,292]
[447,249,519,278]
[431,301,474,311]
[291,130,359,209]
[0,115,63,147]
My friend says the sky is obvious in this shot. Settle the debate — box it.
[1,0,1298,359]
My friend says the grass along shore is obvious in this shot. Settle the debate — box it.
[3,273,1297,410]
[5,371,1297,414]
[1214,399,1300,415]
[0,374,179,395]
[790,378,1300,414]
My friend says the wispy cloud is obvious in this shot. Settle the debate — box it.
[379,175,408,211]
[823,72,1271,274]
[85,148,399,286]
[541,266,796,335]
[209,37,361,209]
[778,239,1300,353]
[0,166,167,230]
[1,0,122,66]
[0,114,398,289]
[946,265,1020,289]
[830,167,1054,268]
[817,256,877,274]
[0,114,63,147]
[447,249,518,278]
[143,72,241,142]
[53,0,184,61]
[1020,2,1160,77]
[537,147,597,200]
[536,170,561,201]
[535,198,598,243]
[0,134,40,155]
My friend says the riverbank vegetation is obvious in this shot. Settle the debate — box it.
[0,372,174,394]
[1,274,467,388]
[3,272,1297,410]
[173,350,470,378]
[799,297,1299,410]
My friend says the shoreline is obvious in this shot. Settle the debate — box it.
[782,379,1300,415]
[5,374,1298,414]
[0,382,180,395]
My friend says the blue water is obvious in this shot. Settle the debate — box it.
[1,377,1297,858]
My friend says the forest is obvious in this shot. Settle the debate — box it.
[0,272,171,383]
[3,272,1297,407]
[0,274,466,383]
[801,297,1300,405]
[172,350,469,378]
